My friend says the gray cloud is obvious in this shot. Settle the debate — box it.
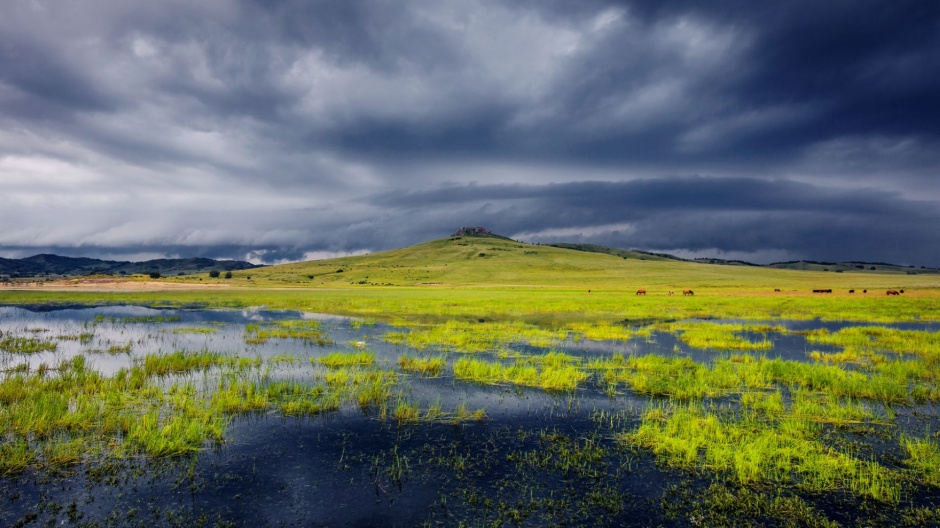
[1,0,938,266]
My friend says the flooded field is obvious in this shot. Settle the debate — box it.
[2,305,940,526]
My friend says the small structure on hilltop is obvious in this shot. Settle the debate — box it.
[453,227,494,237]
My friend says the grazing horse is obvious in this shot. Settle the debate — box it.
[683,289,694,296]
[849,289,855,293]
[636,289,646,295]
[886,290,900,295]
[812,289,833,293]
[774,288,781,292]
[863,289,867,293]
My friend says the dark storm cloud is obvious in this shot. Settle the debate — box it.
[368,177,940,265]
[1,0,938,265]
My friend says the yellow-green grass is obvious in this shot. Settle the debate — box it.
[392,398,486,424]
[0,336,58,354]
[5,286,939,331]
[172,327,218,334]
[138,350,256,377]
[621,402,901,501]
[0,355,229,471]
[592,353,935,406]
[316,351,376,368]
[807,326,940,362]
[244,320,330,345]
[453,357,588,391]
[657,321,778,351]
[397,354,446,376]
[384,319,567,353]
[0,351,406,473]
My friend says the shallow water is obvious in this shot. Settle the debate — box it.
[2,305,940,526]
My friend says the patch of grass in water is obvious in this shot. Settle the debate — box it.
[453,357,588,391]
[622,402,901,502]
[658,321,777,351]
[95,315,182,324]
[138,350,238,377]
[392,397,486,424]
[0,336,58,354]
[903,435,940,487]
[384,319,568,353]
[267,353,297,365]
[397,354,446,376]
[0,355,228,471]
[172,327,218,334]
[316,351,376,368]
[807,326,940,362]
[243,320,330,345]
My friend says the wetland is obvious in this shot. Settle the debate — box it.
[3,301,940,526]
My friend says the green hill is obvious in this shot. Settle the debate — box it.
[198,234,940,293]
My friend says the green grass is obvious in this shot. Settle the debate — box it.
[397,354,446,376]
[244,319,330,345]
[384,319,567,353]
[316,351,376,368]
[622,402,901,501]
[0,336,58,354]
[172,327,219,334]
[453,357,588,391]
[138,350,242,377]
[660,321,778,351]
[0,355,229,470]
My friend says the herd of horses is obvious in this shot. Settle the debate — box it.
[809,288,904,295]
[632,289,905,295]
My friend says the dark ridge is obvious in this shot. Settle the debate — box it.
[0,254,263,279]
[548,243,682,262]
[693,258,760,267]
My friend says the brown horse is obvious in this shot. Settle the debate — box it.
[683,289,694,296]
[886,290,900,296]
[636,289,646,295]
[774,288,781,292]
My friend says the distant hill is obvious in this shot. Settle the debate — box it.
[0,254,261,279]
[547,243,938,274]
[765,260,938,274]
[547,243,683,262]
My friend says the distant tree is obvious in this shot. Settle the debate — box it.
[148,271,161,279]
[209,270,221,278]
[224,271,232,279]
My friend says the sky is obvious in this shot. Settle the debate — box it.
[2,0,939,266]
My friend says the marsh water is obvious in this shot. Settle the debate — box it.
[2,305,940,526]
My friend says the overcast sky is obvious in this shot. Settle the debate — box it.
[2,0,938,266]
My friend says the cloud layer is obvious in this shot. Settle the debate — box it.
[2,0,938,265]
